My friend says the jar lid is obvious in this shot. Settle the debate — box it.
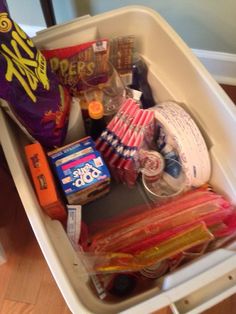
[88,101,104,119]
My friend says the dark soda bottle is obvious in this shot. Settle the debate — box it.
[130,53,156,109]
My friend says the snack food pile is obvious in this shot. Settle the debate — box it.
[1,3,236,302]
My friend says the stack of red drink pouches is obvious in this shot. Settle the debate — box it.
[115,109,144,183]
[106,103,140,181]
[96,98,138,177]
[102,99,138,157]
[96,98,155,185]
[96,100,131,152]
[118,110,155,186]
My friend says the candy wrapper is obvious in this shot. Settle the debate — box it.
[0,2,70,148]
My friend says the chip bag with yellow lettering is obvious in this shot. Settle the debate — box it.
[0,2,71,148]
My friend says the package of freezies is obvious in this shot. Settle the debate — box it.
[48,137,110,205]
[0,1,71,148]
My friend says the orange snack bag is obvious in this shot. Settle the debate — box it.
[25,142,67,222]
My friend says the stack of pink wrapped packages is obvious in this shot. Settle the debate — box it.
[96,98,155,186]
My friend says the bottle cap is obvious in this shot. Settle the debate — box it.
[88,101,104,120]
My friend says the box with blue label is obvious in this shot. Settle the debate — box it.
[48,137,110,205]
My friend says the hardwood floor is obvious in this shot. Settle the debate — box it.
[0,158,71,314]
[221,84,236,103]
[0,84,236,314]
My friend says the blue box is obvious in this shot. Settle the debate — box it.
[48,137,110,205]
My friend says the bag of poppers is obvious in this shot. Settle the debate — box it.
[42,39,109,96]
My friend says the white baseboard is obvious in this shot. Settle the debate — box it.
[192,49,236,86]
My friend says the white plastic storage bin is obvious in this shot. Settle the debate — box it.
[1,5,236,314]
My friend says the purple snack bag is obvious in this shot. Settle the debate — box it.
[0,2,71,148]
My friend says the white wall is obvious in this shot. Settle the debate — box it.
[7,0,46,27]
[52,0,90,23]
[53,0,236,54]
[6,0,236,53]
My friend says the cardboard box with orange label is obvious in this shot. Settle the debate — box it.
[25,142,67,222]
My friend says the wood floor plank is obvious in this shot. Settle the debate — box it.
[0,164,45,305]
[152,307,172,314]
[32,267,71,314]
[202,294,236,314]
[221,84,236,104]
[62,306,73,314]
[0,300,34,314]
[0,257,13,306]
[0,168,27,306]
[5,236,45,305]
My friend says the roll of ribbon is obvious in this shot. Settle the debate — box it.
[151,102,211,187]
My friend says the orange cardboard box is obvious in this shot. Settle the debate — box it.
[25,142,67,222]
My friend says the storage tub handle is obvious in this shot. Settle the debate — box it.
[165,252,236,313]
